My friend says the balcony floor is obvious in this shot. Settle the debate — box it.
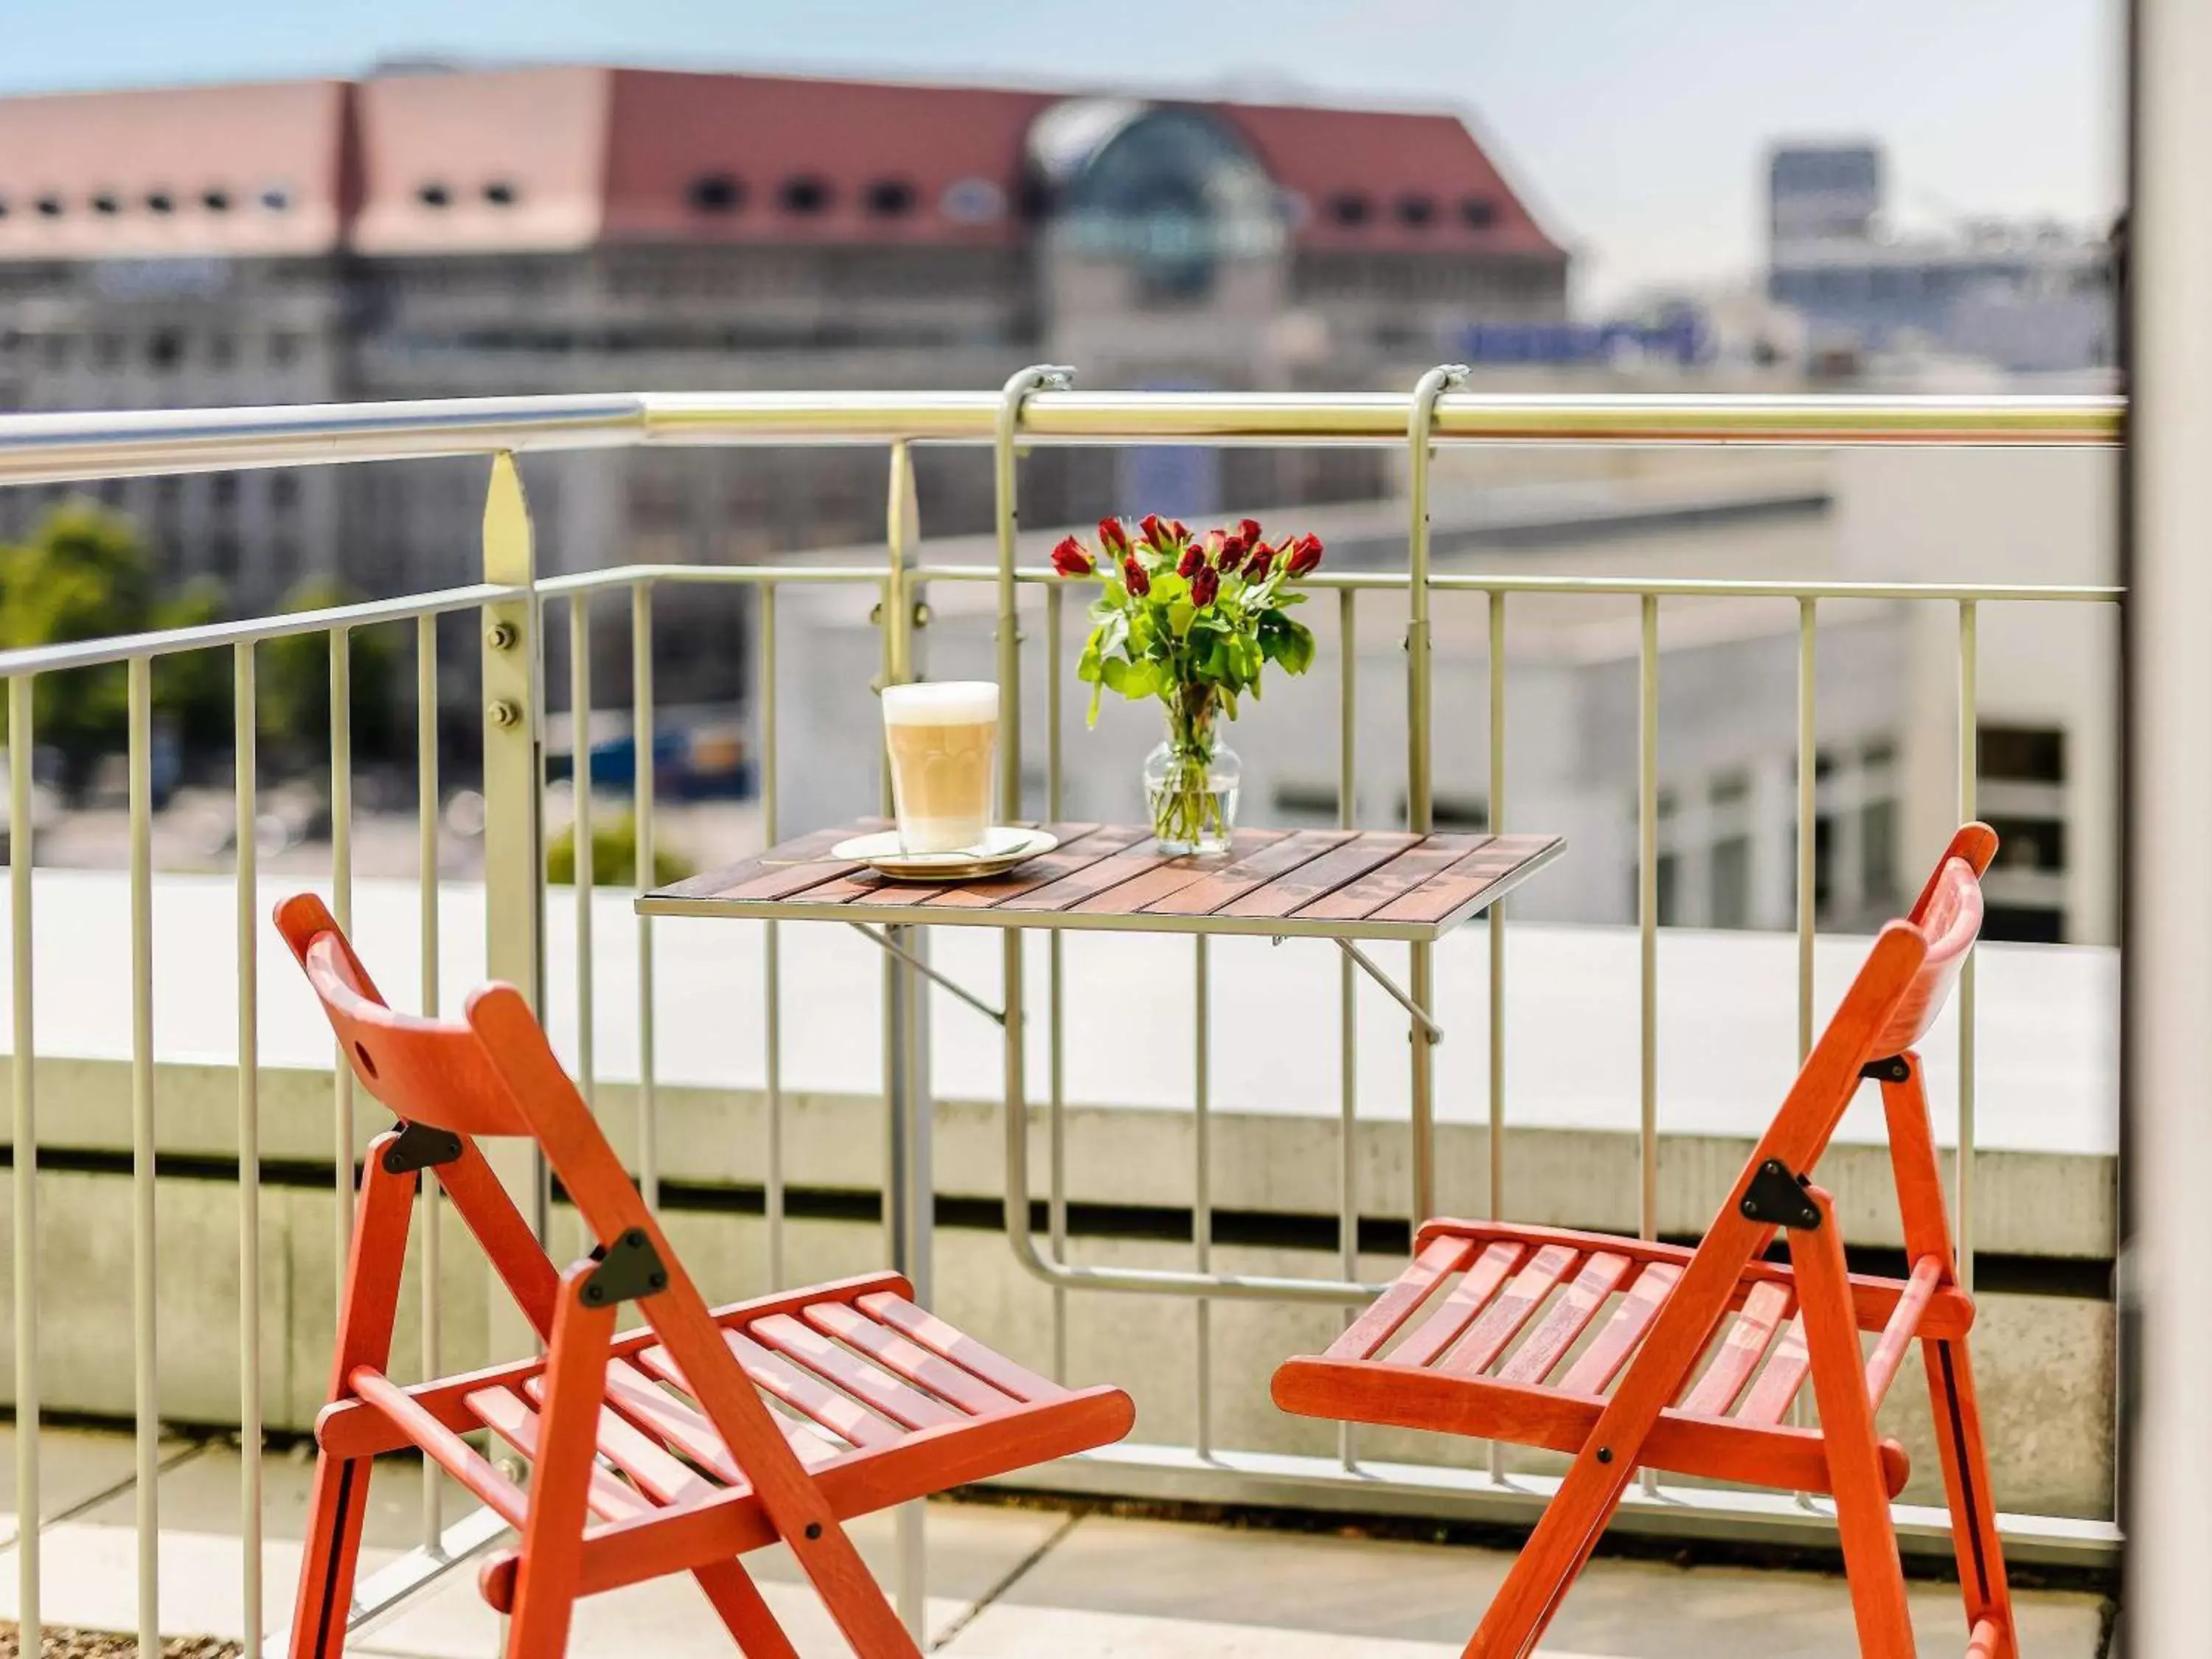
[0,1427,2110,1657]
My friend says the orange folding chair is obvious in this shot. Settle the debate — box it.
[276,894,1134,1658]
[1273,825,2015,1659]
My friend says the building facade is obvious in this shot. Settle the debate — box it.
[1764,141,2115,376]
[0,66,1568,626]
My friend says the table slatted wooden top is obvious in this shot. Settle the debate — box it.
[639,821,1564,944]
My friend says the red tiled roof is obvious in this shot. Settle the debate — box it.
[0,66,1564,262]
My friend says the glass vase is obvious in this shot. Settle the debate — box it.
[1144,689,1240,855]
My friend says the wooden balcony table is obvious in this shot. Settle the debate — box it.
[639,818,1562,1615]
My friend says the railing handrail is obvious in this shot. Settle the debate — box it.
[0,391,2124,486]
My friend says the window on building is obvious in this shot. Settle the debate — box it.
[417,182,451,209]
[0,197,11,219]
[91,191,120,216]
[207,332,234,370]
[41,334,69,369]
[483,180,519,207]
[270,473,299,514]
[201,187,232,212]
[1326,192,1371,226]
[260,184,292,212]
[268,333,299,366]
[864,178,917,218]
[145,189,174,215]
[689,173,745,213]
[1980,725,2066,783]
[147,330,183,371]
[94,333,122,369]
[1710,835,1753,928]
[208,535,241,580]
[211,474,240,513]
[1461,195,1498,229]
[35,195,63,218]
[1396,193,1437,228]
[779,175,832,215]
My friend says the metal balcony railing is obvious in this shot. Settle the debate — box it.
[0,380,2124,1654]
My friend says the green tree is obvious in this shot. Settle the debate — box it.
[258,577,403,763]
[0,498,157,791]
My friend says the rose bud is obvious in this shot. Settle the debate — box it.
[1245,543,1276,582]
[1050,536,1095,577]
[1238,517,1263,546]
[1139,512,1168,549]
[1177,544,1204,580]
[1217,535,1248,575]
[1098,517,1130,557]
[1169,518,1191,543]
[1191,564,1221,608]
[1286,533,1324,576]
[1122,555,1150,597]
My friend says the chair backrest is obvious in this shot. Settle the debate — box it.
[1738,824,1997,1193]
[275,894,532,1139]
[276,894,638,1239]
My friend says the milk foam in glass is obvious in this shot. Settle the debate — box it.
[881,681,999,853]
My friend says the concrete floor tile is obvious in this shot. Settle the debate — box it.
[973,1513,2110,1659]
[0,1425,193,1547]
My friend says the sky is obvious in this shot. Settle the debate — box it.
[0,0,2125,308]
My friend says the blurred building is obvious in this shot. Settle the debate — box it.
[0,66,1568,630]
[1764,141,2115,376]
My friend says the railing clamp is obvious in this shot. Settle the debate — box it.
[1860,1056,1912,1082]
[583,1228,670,1307]
[1739,1158,1821,1229]
[382,1121,464,1175]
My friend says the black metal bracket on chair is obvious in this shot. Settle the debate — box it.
[583,1228,670,1307]
[1739,1158,1823,1229]
[1860,1056,1912,1083]
[381,1121,464,1175]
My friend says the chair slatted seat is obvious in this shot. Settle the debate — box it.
[276,894,1134,1658]
[1273,826,2020,1659]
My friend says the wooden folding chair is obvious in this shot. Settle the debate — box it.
[1273,825,2016,1659]
[275,894,1134,1658]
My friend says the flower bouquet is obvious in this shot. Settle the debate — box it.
[1051,514,1323,854]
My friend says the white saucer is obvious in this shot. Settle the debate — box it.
[831,826,1060,882]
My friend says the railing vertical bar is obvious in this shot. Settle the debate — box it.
[10,674,38,1646]
[568,597,596,1260]
[1637,595,1659,1244]
[128,653,159,1655]
[330,625,354,1293]
[1337,587,1359,1471]
[761,583,785,1290]
[413,615,442,1548]
[632,582,658,1211]
[1956,600,1978,1295]
[233,644,263,1656]
[1045,580,1068,1381]
[1193,933,1212,1461]
[1486,590,1507,1218]
[1798,599,1818,1060]
[1486,590,1509,1486]
[1635,595,1661,1500]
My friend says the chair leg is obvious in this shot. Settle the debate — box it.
[1460,1451,1629,1658]
[505,1268,619,1659]
[288,1453,374,1658]
[1791,1189,1916,1659]
[693,1559,804,1659]
[1924,1334,2020,1658]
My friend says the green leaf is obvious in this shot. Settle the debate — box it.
[1088,678,1104,727]
[1077,639,1102,684]
[1167,599,1196,639]
[1281,619,1317,674]
[1150,571,1189,606]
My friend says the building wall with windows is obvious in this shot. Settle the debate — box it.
[0,65,1569,686]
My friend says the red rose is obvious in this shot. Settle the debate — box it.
[1245,543,1276,582]
[1191,564,1220,607]
[1139,513,1168,549]
[1177,544,1204,580]
[1169,519,1190,543]
[1098,518,1130,557]
[1217,535,1248,575]
[1122,556,1150,597]
[1238,518,1263,546]
[1286,533,1324,576]
[1050,536,1095,577]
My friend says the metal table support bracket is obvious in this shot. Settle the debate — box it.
[1337,939,1444,1044]
[846,922,1008,1026]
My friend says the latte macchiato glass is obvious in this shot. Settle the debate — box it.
[882,681,999,854]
